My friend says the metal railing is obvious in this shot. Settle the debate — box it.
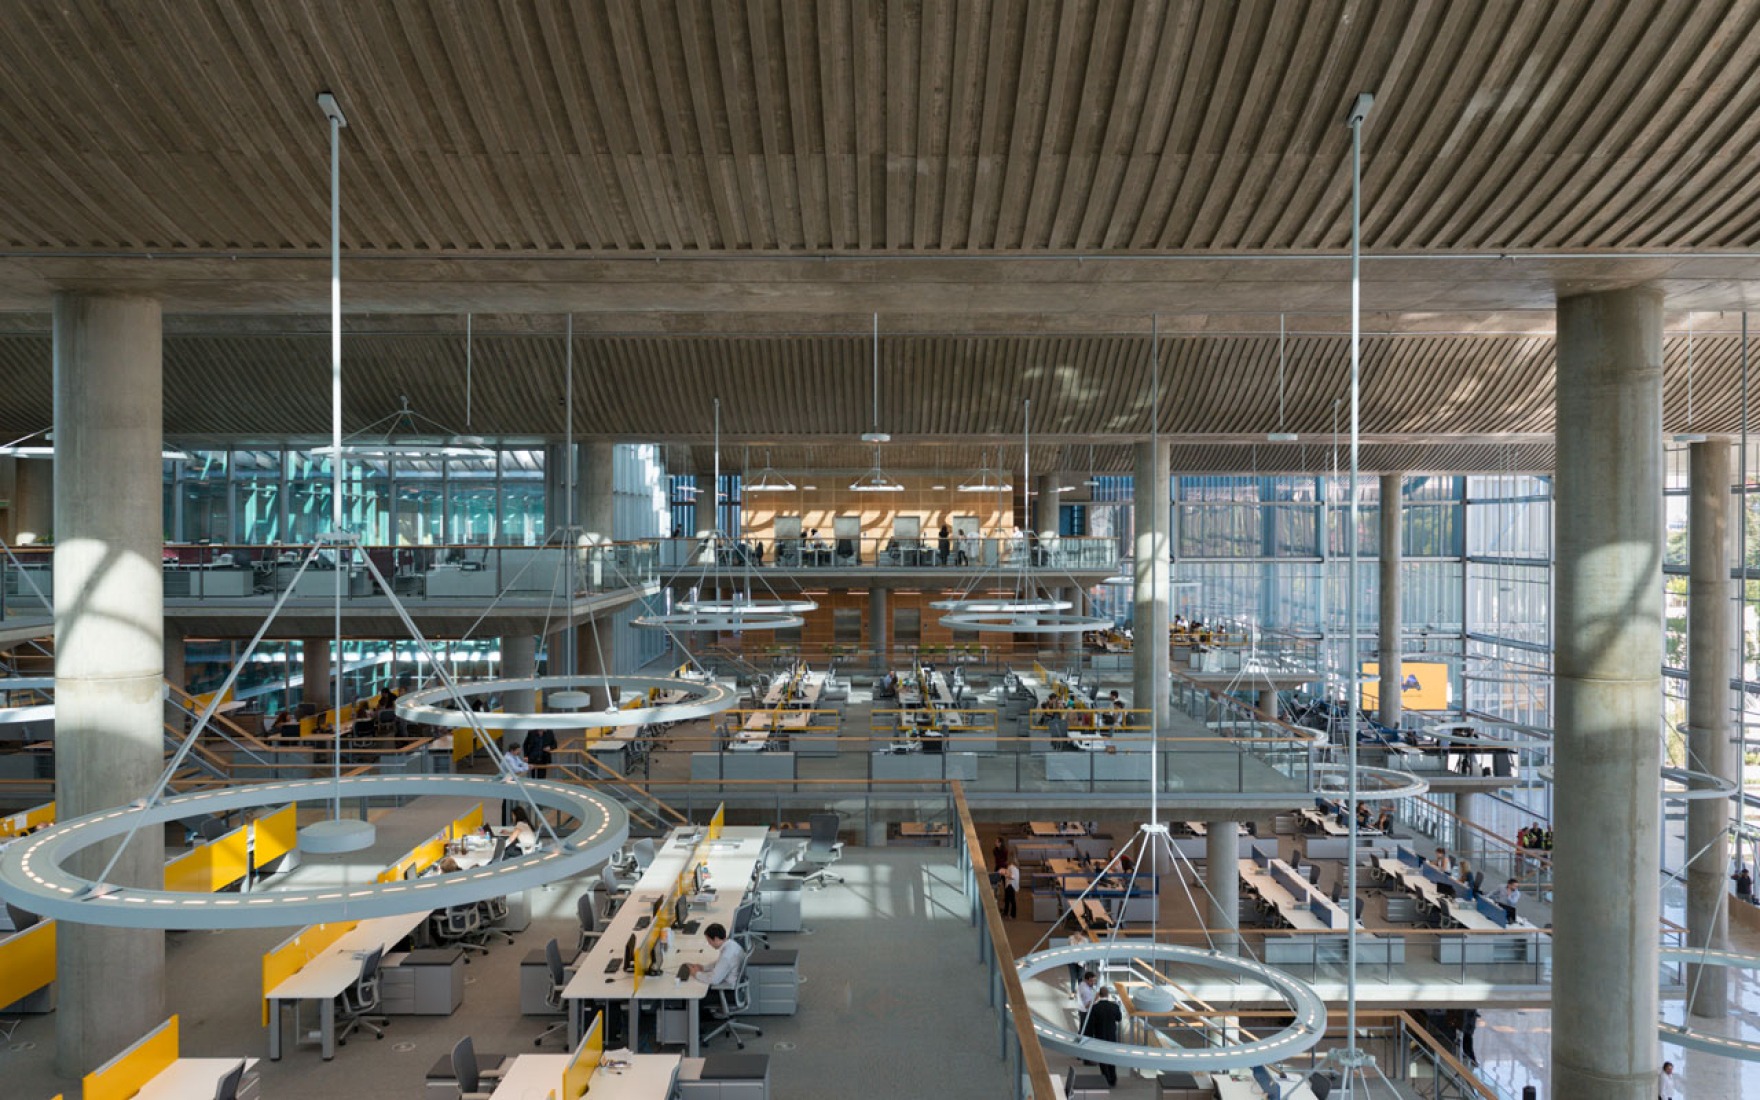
[679,534,1120,573]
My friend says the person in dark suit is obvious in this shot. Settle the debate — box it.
[1080,985,1124,1085]
[522,728,557,780]
[937,523,952,565]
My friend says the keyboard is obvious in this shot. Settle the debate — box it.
[603,957,622,975]
[634,916,651,931]
[676,919,700,935]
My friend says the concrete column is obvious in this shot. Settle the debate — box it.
[1133,441,1172,726]
[51,294,166,1075]
[1256,690,1279,721]
[580,443,615,544]
[869,587,889,667]
[1687,439,1733,1017]
[1205,821,1241,954]
[1378,472,1403,729]
[1035,474,1060,562]
[695,472,718,564]
[301,636,331,712]
[1060,587,1081,657]
[15,457,52,544]
[1552,286,1664,1100]
[1454,791,1479,866]
[501,634,536,751]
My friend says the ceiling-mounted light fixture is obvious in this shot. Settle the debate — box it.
[0,427,192,462]
[1268,314,1298,442]
[859,313,891,444]
[1674,314,1709,443]
[958,449,1013,493]
[849,443,905,492]
[744,448,796,493]
[312,395,494,459]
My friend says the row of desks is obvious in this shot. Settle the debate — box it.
[489,1052,681,1099]
[563,825,770,1053]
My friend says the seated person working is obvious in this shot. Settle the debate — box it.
[684,922,746,1017]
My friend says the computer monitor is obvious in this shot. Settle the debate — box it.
[622,933,637,973]
[674,892,689,929]
[693,863,708,895]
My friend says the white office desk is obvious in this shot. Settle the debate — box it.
[563,826,768,1053]
[1027,821,1090,839]
[490,1053,682,1099]
[1238,859,1349,931]
[734,710,807,751]
[266,910,428,1060]
[761,672,822,710]
[133,1057,260,1100]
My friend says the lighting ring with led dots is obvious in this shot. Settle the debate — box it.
[937,611,1114,634]
[674,597,819,615]
[1416,726,1549,752]
[1310,764,1429,801]
[0,676,54,725]
[1660,765,1739,802]
[397,674,738,730]
[0,774,627,929]
[1016,942,1326,1072]
[633,611,805,632]
[1660,948,1760,1060]
[927,597,1072,613]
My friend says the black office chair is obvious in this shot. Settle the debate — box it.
[212,1060,246,1100]
[451,1036,496,1100]
[534,939,571,1048]
[797,813,844,888]
[577,888,603,953]
[1471,870,1485,897]
[334,947,388,1046]
[1308,1070,1335,1100]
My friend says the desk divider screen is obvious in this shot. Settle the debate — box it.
[0,800,55,838]
[377,830,450,883]
[450,803,485,840]
[261,921,359,1025]
[163,824,251,893]
[0,919,56,1010]
[82,1014,179,1100]
[563,1012,605,1097]
[707,802,726,840]
[253,804,298,868]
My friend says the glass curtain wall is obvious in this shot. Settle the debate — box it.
[163,446,549,546]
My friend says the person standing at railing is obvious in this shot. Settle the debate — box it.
[1734,864,1753,902]
[1001,859,1020,918]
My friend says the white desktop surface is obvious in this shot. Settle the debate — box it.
[1238,859,1349,931]
[564,825,767,1006]
[1027,821,1090,838]
[132,1057,258,1100]
[490,1053,682,1100]
[266,911,428,1000]
[1211,1069,1316,1100]
[1298,808,1381,839]
[1374,857,1532,932]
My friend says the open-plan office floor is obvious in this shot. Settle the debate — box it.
[3,839,1009,1100]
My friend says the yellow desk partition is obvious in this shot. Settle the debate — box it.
[261,921,357,1025]
[253,803,297,868]
[0,919,55,1011]
[377,830,450,883]
[83,1015,179,1100]
[707,802,726,840]
[563,1012,604,1097]
[0,800,54,839]
[450,803,485,840]
[163,824,251,893]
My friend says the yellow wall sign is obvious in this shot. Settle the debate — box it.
[1360,661,1450,712]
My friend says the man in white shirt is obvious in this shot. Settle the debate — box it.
[1002,860,1020,918]
[1489,879,1522,908]
[1659,1060,1680,1100]
[502,745,530,778]
[687,923,746,989]
[1074,970,1099,1011]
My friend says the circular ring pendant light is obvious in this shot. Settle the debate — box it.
[398,674,738,730]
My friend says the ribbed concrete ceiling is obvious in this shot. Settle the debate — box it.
[4,1,1760,258]
[3,2,1759,474]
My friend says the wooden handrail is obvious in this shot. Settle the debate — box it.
[951,780,1057,1099]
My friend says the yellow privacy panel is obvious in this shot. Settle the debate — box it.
[564,1012,604,1097]
[254,804,297,867]
[261,921,357,1025]
[0,800,54,838]
[451,803,484,839]
[0,919,56,1010]
[83,1015,179,1100]
[163,826,250,893]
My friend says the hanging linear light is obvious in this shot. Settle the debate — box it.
[849,442,905,492]
[0,427,193,462]
[1268,313,1299,442]
[859,312,890,444]
[957,449,1012,493]
[744,448,796,493]
[312,394,493,459]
